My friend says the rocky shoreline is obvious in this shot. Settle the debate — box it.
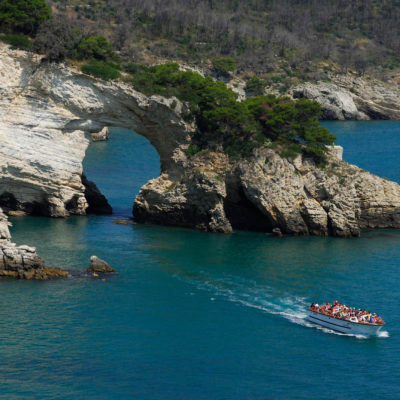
[0,208,68,279]
[134,146,400,237]
[1,42,400,245]
[0,208,116,279]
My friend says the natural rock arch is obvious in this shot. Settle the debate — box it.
[0,44,195,217]
[2,44,400,238]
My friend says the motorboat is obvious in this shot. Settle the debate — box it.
[306,304,385,336]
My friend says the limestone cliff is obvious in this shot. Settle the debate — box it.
[0,43,195,217]
[2,43,400,238]
[292,77,400,120]
[134,147,400,237]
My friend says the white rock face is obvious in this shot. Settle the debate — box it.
[292,78,400,120]
[334,75,400,120]
[0,43,195,216]
[292,83,366,120]
[0,207,71,278]
[329,145,343,160]
[0,207,67,278]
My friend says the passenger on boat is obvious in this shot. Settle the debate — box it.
[309,301,384,325]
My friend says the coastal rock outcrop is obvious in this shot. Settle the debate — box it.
[134,148,400,237]
[0,43,195,218]
[0,208,68,278]
[81,174,112,214]
[292,83,367,120]
[2,43,400,237]
[292,77,400,120]
[333,75,400,120]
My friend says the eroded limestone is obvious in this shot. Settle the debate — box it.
[1,43,400,237]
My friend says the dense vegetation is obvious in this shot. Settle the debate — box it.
[128,63,336,160]
[0,33,32,50]
[32,16,116,62]
[47,0,400,81]
[0,0,51,35]
[81,61,121,80]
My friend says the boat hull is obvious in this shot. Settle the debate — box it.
[306,310,383,336]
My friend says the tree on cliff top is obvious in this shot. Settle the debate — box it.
[0,0,51,35]
[33,18,83,61]
[129,63,336,161]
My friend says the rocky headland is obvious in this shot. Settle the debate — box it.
[134,146,400,237]
[1,42,400,241]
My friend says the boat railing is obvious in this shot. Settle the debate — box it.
[307,307,385,326]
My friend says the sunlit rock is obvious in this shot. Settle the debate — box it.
[1,43,400,237]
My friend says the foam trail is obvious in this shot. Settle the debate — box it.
[175,271,309,325]
[378,330,390,338]
[173,270,388,339]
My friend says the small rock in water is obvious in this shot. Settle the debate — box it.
[87,255,115,274]
[112,219,136,225]
[91,126,109,142]
[272,228,283,237]
[8,210,27,217]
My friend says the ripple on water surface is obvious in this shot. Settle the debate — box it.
[2,124,400,400]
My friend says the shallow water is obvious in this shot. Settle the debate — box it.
[2,123,400,399]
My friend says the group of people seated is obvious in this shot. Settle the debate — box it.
[309,301,385,325]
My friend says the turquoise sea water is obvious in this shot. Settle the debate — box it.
[2,123,400,399]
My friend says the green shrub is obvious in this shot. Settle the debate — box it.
[33,18,82,61]
[280,143,302,159]
[81,62,120,80]
[186,145,201,156]
[76,36,113,60]
[245,76,266,95]
[0,34,31,50]
[104,61,122,70]
[0,0,51,35]
[245,95,336,158]
[124,62,146,74]
[212,57,237,75]
[224,140,258,160]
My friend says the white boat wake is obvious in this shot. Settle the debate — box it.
[174,270,389,339]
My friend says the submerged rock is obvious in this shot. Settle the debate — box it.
[7,210,27,217]
[272,228,283,237]
[112,219,136,225]
[87,256,115,273]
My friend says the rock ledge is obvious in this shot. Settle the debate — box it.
[0,208,68,279]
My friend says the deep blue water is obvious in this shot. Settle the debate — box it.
[2,123,400,399]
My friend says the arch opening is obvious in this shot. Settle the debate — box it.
[0,53,192,221]
[82,127,161,218]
